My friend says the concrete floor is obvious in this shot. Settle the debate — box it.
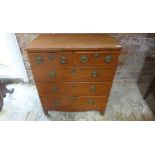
[0,82,154,121]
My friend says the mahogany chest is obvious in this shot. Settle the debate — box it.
[25,34,121,115]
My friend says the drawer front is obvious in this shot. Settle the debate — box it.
[40,96,108,111]
[28,52,72,66]
[74,51,120,66]
[36,82,112,96]
[32,67,116,82]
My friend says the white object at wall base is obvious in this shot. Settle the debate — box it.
[0,33,29,82]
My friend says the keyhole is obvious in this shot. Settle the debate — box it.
[94,53,99,60]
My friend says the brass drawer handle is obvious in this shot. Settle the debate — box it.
[80,56,88,63]
[49,71,56,78]
[35,56,43,64]
[104,55,113,63]
[90,85,96,92]
[51,86,59,93]
[60,56,67,64]
[88,99,95,105]
[91,70,97,77]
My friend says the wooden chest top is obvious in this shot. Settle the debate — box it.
[25,34,122,51]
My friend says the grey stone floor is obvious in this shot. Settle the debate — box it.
[0,82,154,121]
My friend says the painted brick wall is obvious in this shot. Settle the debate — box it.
[16,33,155,83]
[16,33,39,82]
[110,34,155,83]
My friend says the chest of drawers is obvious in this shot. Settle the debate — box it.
[25,34,121,115]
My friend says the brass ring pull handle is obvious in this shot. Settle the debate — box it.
[88,99,95,105]
[35,56,43,64]
[90,85,96,92]
[80,55,88,63]
[49,71,56,78]
[60,56,67,64]
[51,86,59,93]
[104,55,113,63]
[91,70,97,77]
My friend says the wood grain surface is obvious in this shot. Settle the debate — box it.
[25,34,122,51]
[28,52,73,67]
[74,51,120,66]
[32,67,116,82]
[40,96,108,112]
[36,82,112,96]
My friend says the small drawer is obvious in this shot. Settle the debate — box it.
[36,82,112,96]
[74,51,120,66]
[40,96,108,112]
[27,51,72,66]
[32,67,116,82]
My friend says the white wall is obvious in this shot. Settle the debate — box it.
[0,33,29,82]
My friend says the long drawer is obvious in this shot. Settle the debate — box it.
[32,67,116,82]
[36,82,112,96]
[40,96,108,112]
